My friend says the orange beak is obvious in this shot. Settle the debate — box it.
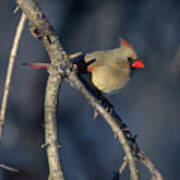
[131,60,144,68]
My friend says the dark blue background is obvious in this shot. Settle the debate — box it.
[0,0,179,179]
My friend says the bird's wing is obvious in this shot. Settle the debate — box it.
[84,51,105,72]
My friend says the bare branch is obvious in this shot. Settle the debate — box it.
[44,69,64,180]
[16,0,67,179]
[0,13,26,141]
[68,71,139,180]
[0,163,18,173]
[119,157,128,174]
[138,151,163,180]
[16,0,163,180]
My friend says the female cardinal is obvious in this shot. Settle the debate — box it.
[84,39,144,93]
[23,39,144,93]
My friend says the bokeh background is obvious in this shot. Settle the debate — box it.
[0,0,179,179]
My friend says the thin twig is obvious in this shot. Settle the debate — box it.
[0,13,26,141]
[138,151,163,180]
[13,6,20,14]
[69,52,82,59]
[0,163,18,173]
[119,157,128,174]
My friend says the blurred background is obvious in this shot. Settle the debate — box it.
[0,0,179,179]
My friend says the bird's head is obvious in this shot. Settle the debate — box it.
[119,38,144,69]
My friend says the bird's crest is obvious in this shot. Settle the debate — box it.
[120,38,133,49]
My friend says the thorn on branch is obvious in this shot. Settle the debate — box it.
[93,109,99,120]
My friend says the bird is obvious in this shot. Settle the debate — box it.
[83,39,144,93]
[23,39,144,93]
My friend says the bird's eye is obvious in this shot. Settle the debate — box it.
[127,57,132,62]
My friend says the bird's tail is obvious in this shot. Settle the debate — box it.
[22,54,96,73]
[22,62,50,69]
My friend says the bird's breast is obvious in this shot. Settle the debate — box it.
[91,66,130,93]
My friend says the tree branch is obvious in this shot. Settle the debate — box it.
[68,71,139,180]
[0,13,26,141]
[16,0,66,179]
[44,69,64,180]
[16,0,163,180]
[138,151,163,180]
[69,71,163,180]
[0,163,18,173]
